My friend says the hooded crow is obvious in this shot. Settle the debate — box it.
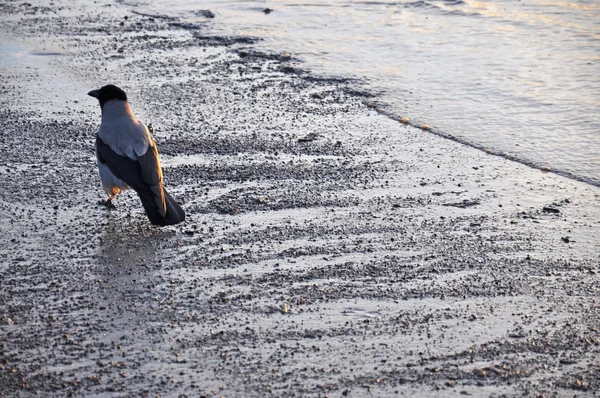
[88,84,185,226]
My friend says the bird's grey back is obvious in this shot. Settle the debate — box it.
[97,100,152,160]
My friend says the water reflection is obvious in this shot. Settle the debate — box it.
[128,0,600,185]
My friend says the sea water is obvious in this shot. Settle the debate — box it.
[123,0,600,186]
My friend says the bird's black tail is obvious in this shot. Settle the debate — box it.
[138,189,185,226]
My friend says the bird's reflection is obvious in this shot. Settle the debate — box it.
[96,213,176,318]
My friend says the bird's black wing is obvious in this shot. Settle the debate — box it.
[96,135,185,226]
[96,136,167,216]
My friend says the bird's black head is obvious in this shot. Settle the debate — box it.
[88,84,128,108]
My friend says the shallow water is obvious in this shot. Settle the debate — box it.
[124,0,600,186]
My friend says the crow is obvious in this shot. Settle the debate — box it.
[88,84,185,226]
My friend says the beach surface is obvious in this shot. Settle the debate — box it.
[1,1,599,397]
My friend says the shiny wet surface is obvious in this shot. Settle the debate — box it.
[131,0,600,185]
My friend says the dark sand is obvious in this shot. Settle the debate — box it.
[1,1,599,397]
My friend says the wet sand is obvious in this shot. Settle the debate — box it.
[1,0,599,397]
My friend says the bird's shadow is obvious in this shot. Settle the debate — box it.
[95,214,178,311]
[99,216,162,264]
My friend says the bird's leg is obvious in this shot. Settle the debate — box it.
[98,198,116,209]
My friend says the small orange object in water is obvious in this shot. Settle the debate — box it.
[401,116,409,124]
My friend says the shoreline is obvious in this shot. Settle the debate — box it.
[121,0,600,190]
[1,0,599,397]
[370,105,600,189]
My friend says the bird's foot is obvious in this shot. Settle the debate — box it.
[98,199,116,209]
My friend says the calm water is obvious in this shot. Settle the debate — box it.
[126,0,600,186]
